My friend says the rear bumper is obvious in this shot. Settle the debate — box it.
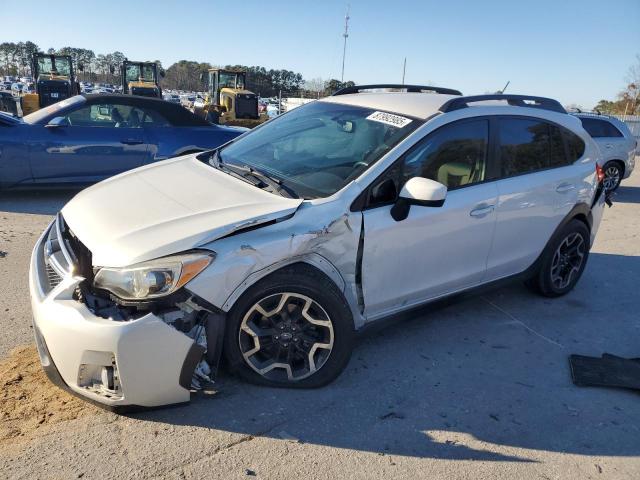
[29,222,200,409]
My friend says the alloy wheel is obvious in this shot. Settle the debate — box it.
[239,293,334,381]
[550,233,585,290]
[603,164,621,192]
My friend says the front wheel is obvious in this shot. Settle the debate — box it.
[223,265,354,388]
[526,219,590,297]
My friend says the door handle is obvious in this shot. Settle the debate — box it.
[605,143,613,149]
[120,138,143,145]
[469,205,495,217]
[556,183,575,193]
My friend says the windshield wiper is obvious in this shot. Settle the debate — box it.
[211,150,299,199]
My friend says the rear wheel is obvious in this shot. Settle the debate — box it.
[224,265,354,387]
[602,161,623,192]
[526,219,590,297]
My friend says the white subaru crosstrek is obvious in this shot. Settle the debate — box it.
[30,85,608,410]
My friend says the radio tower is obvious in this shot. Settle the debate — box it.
[341,6,350,83]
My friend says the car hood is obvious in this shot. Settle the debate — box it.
[62,156,303,267]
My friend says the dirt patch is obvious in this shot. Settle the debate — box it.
[0,345,98,445]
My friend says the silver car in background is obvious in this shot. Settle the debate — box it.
[573,113,637,191]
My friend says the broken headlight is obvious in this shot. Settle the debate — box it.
[93,252,213,301]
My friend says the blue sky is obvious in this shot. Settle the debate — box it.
[3,0,639,108]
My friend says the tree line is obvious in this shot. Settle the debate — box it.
[0,41,355,96]
[592,55,640,116]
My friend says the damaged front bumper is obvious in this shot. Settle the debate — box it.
[29,219,220,410]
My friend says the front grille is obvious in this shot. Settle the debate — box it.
[235,95,258,119]
[46,263,62,290]
[40,213,87,294]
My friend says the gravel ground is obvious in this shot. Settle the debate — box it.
[0,168,639,480]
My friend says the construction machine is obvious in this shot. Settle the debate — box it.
[193,68,267,128]
[121,60,163,98]
[0,53,80,116]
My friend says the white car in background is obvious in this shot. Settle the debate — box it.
[573,113,637,191]
[30,85,607,410]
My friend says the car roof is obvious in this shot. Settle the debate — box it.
[320,92,458,120]
[321,91,587,135]
[81,94,210,127]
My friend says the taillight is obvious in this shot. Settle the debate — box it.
[596,164,605,183]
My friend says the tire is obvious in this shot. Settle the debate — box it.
[223,264,355,388]
[525,219,590,297]
[602,161,623,192]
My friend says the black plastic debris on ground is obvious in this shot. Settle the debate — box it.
[569,354,640,391]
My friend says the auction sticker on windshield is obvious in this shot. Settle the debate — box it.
[366,111,412,128]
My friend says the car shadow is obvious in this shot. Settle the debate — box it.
[135,252,640,461]
[0,189,80,215]
[613,185,640,204]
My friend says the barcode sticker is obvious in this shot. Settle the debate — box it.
[366,111,412,128]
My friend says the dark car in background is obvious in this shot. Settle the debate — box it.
[0,94,245,189]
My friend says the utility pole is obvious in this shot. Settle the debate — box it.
[341,6,350,83]
[402,57,406,85]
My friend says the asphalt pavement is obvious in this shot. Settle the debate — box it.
[0,169,639,479]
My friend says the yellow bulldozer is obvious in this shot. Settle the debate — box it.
[120,60,163,98]
[193,68,268,128]
[0,53,81,116]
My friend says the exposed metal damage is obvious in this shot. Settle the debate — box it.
[79,287,220,391]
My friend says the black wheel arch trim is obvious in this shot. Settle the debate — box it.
[523,202,592,279]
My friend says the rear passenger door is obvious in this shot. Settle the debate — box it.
[485,117,583,280]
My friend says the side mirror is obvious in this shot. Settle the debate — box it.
[159,69,165,78]
[45,116,70,128]
[109,65,115,75]
[390,177,447,221]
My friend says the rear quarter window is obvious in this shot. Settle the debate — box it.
[564,129,586,162]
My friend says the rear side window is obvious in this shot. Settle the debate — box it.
[580,118,623,138]
[499,118,550,176]
[498,118,583,176]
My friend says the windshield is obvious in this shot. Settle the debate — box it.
[125,64,156,82]
[217,101,421,198]
[23,96,85,124]
[219,72,244,89]
[37,57,71,76]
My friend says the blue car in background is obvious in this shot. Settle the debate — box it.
[0,94,244,189]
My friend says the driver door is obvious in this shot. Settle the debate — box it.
[360,118,499,319]
[29,101,149,184]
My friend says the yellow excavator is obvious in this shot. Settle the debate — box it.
[121,60,163,98]
[193,68,267,128]
[0,53,80,116]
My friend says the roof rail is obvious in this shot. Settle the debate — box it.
[332,84,462,96]
[569,109,607,117]
[439,94,566,114]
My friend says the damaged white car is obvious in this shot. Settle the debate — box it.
[30,85,608,410]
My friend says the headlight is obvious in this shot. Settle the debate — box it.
[93,252,213,300]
